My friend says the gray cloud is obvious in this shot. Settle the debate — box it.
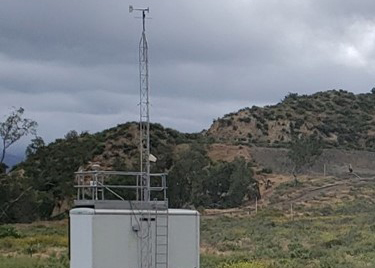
[1,0,375,155]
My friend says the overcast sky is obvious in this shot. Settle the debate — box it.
[1,0,375,154]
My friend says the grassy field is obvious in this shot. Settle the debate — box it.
[201,202,375,268]
[0,221,68,268]
[1,177,375,268]
[201,175,375,268]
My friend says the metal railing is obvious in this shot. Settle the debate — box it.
[74,171,168,203]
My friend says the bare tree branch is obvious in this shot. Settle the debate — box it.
[0,186,33,220]
[0,107,37,166]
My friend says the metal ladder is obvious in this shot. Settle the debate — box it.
[155,208,169,268]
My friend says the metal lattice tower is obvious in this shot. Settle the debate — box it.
[130,5,153,268]
[130,5,151,202]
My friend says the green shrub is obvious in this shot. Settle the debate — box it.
[0,225,21,238]
[219,261,269,268]
[288,242,311,259]
[261,168,272,174]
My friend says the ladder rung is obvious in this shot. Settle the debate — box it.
[156,209,168,268]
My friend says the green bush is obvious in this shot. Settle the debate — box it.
[0,225,21,238]
[288,242,311,259]
[219,261,269,268]
[261,168,272,174]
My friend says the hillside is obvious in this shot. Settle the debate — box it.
[3,89,375,223]
[2,89,375,267]
[200,174,375,268]
[207,90,375,150]
[7,122,203,221]
[2,121,261,222]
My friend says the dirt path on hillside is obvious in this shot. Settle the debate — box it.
[202,176,375,217]
[276,176,375,207]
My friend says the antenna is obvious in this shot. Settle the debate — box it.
[130,6,151,203]
[131,6,153,268]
